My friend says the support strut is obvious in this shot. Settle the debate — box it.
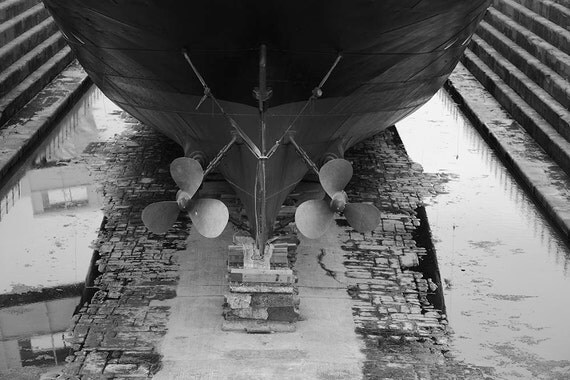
[181,48,346,254]
[286,133,319,175]
[266,53,343,159]
[182,48,262,159]
[203,133,238,177]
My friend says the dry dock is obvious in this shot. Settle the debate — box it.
[2,64,570,379]
[2,0,570,378]
[42,103,492,379]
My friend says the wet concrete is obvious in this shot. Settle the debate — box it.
[398,90,570,379]
[0,61,89,181]
[27,84,490,379]
[2,63,569,379]
[0,86,126,297]
[57,97,189,380]
[446,63,570,241]
[0,86,129,379]
[344,128,492,380]
[153,224,363,380]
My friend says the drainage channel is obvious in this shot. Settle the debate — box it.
[0,86,126,379]
[397,91,570,379]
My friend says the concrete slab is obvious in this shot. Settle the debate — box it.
[0,60,90,180]
[446,63,570,240]
[53,115,491,378]
[153,224,364,380]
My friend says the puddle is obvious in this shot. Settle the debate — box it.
[0,86,125,375]
[397,90,570,379]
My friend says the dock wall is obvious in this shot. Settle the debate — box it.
[463,0,570,176]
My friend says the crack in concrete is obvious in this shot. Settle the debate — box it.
[317,249,343,284]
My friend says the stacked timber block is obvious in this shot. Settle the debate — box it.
[222,236,300,333]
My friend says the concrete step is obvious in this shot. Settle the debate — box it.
[0,60,90,180]
[551,0,570,10]
[461,48,570,175]
[0,2,49,48]
[475,20,570,114]
[0,32,67,97]
[446,63,570,241]
[469,33,570,143]
[0,0,40,24]
[0,17,58,72]
[493,0,570,52]
[484,7,570,80]
[0,45,73,127]
[510,0,570,27]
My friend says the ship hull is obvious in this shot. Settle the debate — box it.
[43,0,492,238]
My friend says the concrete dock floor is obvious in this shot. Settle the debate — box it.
[3,61,552,379]
[48,108,493,379]
[152,226,363,380]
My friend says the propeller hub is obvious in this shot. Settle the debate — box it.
[330,191,348,212]
[176,190,193,211]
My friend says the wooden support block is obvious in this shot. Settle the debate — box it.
[224,240,299,332]
[224,307,269,320]
[230,282,297,294]
[229,268,296,284]
[228,255,243,266]
[251,294,300,308]
[273,242,298,253]
[223,305,299,322]
[228,245,245,267]
[224,293,251,309]
[271,251,289,265]
[221,319,296,333]
[267,306,300,322]
[228,247,289,267]
[229,283,295,294]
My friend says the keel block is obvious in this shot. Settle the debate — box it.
[223,238,300,331]
[221,319,296,333]
[228,269,296,284]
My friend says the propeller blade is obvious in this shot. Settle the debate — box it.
[187,198,229,238]
[295,199,335,239]
[170,157,204,197]
[142,201,180,234]
[344,203,381,233]
[319,159,353,198]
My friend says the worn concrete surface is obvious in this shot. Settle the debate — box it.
[153,225,363,380]
[343,129,494,380]
[0,60,90,180]
[446,62,570,240]
[398,91,570,380]
[6,56,562,380]
[52,114,189,380]
[464,0,570,178]
[47,109,495,379]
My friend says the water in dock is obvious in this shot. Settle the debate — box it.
[0,87,125,379]
[0,86,569,379]
[397,91,570,379]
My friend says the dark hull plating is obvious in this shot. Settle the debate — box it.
[43,0,492,237]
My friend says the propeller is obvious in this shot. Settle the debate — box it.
[295,158,381,238]
[141,157,229,238]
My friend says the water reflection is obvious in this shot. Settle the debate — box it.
[397,90,570,378]
[0,298,78,372]
[0,86,125,374]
